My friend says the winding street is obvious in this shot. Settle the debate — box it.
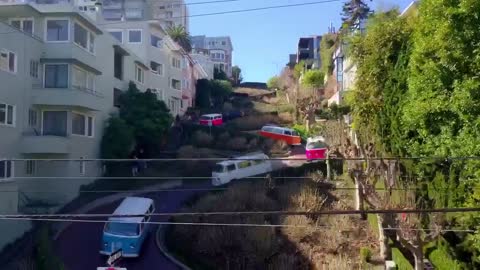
[54,147,308,270]
[54,184,207,270]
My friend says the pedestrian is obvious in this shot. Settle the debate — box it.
[137,148,147,171]
[129,150,139,177]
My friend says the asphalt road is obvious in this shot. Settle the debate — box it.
[54,147,309,270]
[54,186,206,270]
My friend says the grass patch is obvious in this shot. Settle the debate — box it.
[392,248,414,270]
[425,237,466,270]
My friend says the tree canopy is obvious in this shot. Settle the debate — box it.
[267,76,280,90]
[301,69,325,89]
[341,0,371,30]
[166,25,192,52]
[195,79,233,108]
[117,82,173,156]
[231,66,243,86]
[214,68,228,80]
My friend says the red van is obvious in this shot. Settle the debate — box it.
[258,125,302,146]
[199,114,223,126]
[305,136,328,161]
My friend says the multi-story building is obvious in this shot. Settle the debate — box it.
[149,0,188,31]
[191,35,233,77]
[296,35,322,70]
[0,1,154,248]
[190,48,214,79]
[0,1,206,250]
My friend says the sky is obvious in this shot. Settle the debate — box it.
[187,0,414,82]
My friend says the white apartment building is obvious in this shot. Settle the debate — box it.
[0,0,205,250]
[191,35,233,77]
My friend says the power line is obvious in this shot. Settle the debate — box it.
[3,207,480,219]
[96,0,343,27]
[0,217,475,233]
[7,156,480,161]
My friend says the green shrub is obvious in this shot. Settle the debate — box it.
[360,247,372,263]
[392,248,413,270]
[192,130,214,147]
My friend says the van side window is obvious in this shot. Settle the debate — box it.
[253,159,264,165]
[238,161,251,169]
[284,130,292,135]
[227,164,236,171]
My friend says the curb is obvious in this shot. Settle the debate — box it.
[53,180,182,240]
[155,225,192,270]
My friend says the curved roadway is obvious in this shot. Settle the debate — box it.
[55,185,205,270]
[55,147,308,270]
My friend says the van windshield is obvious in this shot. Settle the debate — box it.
[213,164,225,172]
[105,222,140,236]
[307,141,327,150]
[200,116,211,121]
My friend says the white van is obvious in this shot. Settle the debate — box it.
[211,153,273,186]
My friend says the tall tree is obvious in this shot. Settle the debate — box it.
[341,0,371,30]
[231,66,243,86]
[118,82,173,156]
[214,67,228,80]
[166,25,192,52]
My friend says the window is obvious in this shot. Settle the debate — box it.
[151,34,162,48]
[238,161,251,169]
[113,88,122,107]
[73,66,95,91]
[74,23,95,53]
[44,64,68,88]
[42,111,67,136]
[166,11,173,18]
[0,160,13,179]
[114,52,123,79]
[221,41,226,45]
[171,57,181,69]
[25,160,36,175]
[30,60,39,78]
[72,112,94,137]
[150,61,163,76]
[227,164,236,171]
[10,18,33,35]
[46,19,69,42]
[0,103,15,126]
[135,65,144,84]
[109,30,123,43]
[0,49,17,73]
[171,79,181,90]
[80,157,86,176]
[28,109,37,127]
[128,30,142,43]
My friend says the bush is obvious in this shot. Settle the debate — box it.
[226,137,248,151]
[360,247,372,263]
[223,102,234,112]
[100,116,134,159]
[192,130,214,147]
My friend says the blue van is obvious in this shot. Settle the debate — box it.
[100,197,155,257]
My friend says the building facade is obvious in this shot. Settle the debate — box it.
[296,35,322,70]
[0,0,206,250]
[191,35,233,77]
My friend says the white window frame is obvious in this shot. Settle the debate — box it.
[30,59,39,78]
[25,160,36,175]
[71,111,94,138]
[0,102,16,127]
[73,20,95,54]
[9,17,34,35]
[72,65,95,91]
[43,63,69,88]
[128,29,143,44]
[0,159,14,180]
[40,109,68,136]
[135,64,145,84]
[150,62,164,76]
[171,57,181,69]
[107,29,123,43]
[0,49,17,74]
[171,78,181,90]
[28,109,38,127]
[45,18,70,43]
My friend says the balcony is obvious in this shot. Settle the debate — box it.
[31,86,104,111]
[20,135,70,154]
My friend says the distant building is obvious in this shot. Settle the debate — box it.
[297,35,322,70]
[191,35,234,77]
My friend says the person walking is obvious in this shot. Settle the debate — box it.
[129,150,139,177]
